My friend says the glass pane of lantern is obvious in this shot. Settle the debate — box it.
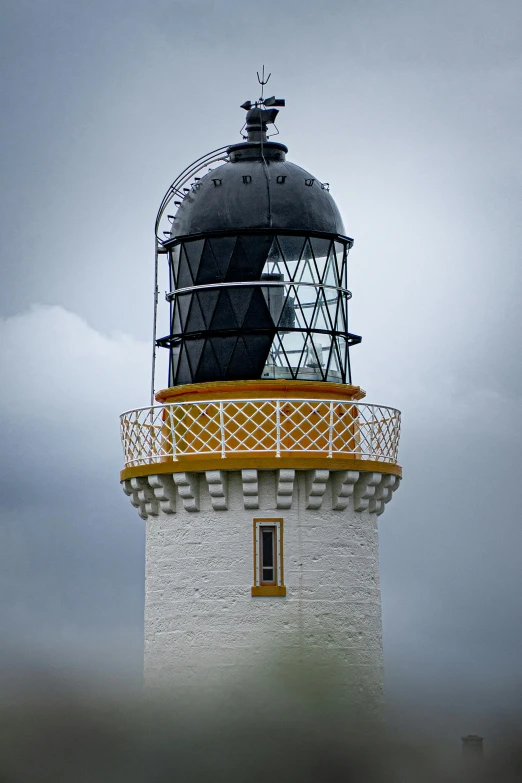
[263,237,284,277]
[322,244,340,288]
[312,289,330,332]
[309,236,331,285]
[335,242,348,288]
[278,234,307,263]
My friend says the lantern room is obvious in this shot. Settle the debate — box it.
[155,98,361,387]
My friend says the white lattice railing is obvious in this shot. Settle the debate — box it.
[120,399,401,468]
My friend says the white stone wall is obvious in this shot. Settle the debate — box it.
[130,468,400,706]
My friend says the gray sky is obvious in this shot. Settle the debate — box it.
[1,0,522,736]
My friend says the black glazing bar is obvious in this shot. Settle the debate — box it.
[167,249,177,387]
[163,228,354,248]
[165,280,353,301]
[343,242,351,383]
[156,327,362,345]
[171,291,348,333]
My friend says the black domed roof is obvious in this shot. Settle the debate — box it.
[170,140,345,240]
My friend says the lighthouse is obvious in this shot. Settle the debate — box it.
[120,90,402,704]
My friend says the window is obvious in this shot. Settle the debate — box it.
[252,518,286,597]
[260,526,276,584]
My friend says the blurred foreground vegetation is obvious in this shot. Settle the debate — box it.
[0,654,519,783]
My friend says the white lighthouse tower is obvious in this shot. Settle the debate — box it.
[120,92,402,705]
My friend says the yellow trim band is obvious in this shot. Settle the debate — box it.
[251,586,287,597]
[155,379,366,404]
[120,457,402,482]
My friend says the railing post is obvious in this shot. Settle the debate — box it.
[135,410,142,466]
[171,405,177,460]
[276,400,281,457]
[370,405,375,458]
[219,401,226,458]
[328,401,334,457]
[392,411,400,462]
[148,408,153,463]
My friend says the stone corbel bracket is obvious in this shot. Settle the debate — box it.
[122,476,158,520]
[371,474,401,516]
[331,470,360,511]
[205,470,228,511]
[276,469,295,509]
[173,472,199,512]
[148,474,177,514]
[241,469,259,510]
[353,472,383,512]
[305,469,330,510]
[353,472,401,515]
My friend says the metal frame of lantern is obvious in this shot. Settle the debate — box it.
[157,228,361,386]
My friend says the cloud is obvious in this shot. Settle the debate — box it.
[0,305,149,675]
[0,304,154,480]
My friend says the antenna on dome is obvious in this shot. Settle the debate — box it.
[257,65,271,101]
[241,68,285,111]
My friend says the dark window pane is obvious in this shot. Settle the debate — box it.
[227,286,255,325]
[177,294,191,329]
[208,336,237,376]
[183,293,206,333]
[261,273,284,325]
[208,236,236,279]
[174,343,192,386]
[183,239,205,284]
[262,529,274,568]
[196,340,221,380]
[227,334,271,380]
[197,290,220,330]
[233,235,273,280]
[184,338,205,379]
[260,527,276,584]
[310,236,331,263]
[209,290,239,330]
[278,235,307,264]
[195,240,221,285]
[169,245,181,289]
